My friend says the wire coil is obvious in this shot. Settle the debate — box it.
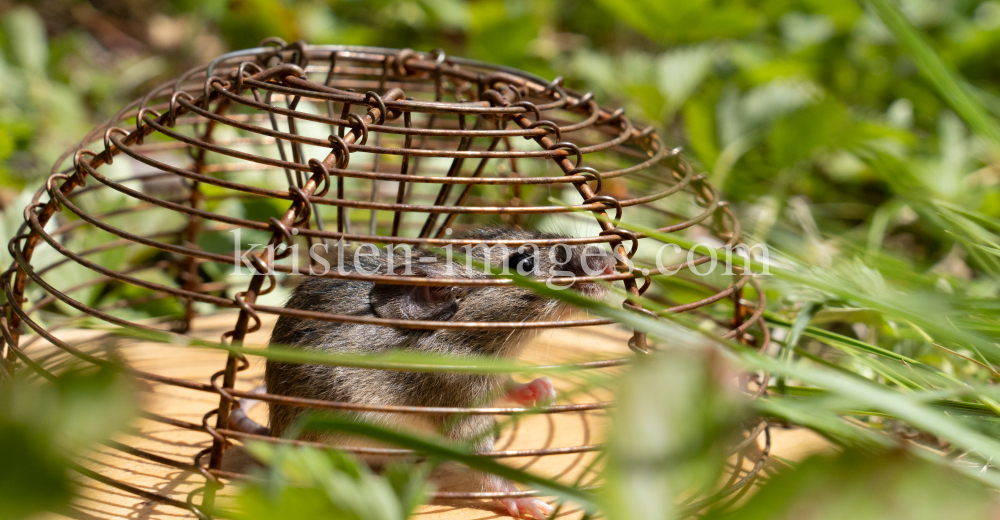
[0,41,770,518]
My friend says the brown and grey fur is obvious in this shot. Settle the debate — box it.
[264,227,613,495]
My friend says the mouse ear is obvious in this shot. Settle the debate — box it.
[369,269,459,321]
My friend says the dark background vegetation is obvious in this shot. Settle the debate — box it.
[7,0,1000,518]
[3,0,1000,271]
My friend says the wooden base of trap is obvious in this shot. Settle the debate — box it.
[22,313,831,520]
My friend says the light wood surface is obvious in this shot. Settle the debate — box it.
[20,313,832,519]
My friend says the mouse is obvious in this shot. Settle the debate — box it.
[263,227,616,518]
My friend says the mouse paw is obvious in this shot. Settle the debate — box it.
[500,497,555,519]
[505,377,556,406]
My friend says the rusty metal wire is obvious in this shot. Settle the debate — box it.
[0,41,770,517]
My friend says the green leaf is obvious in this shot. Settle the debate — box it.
[0,423,73,520]
[657,44,716,115]
[0,365,135,519]
[298,416,597,510]
[237,444,430,520]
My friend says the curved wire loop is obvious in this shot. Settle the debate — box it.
[258,36,288,67]
[527,120,561,142]
[203,76,230,106]
[566,92,594,111]
[285,40,309,69]
[266,216,297,259]
[222,291,264,340]
[598,107,626,125]
[600,227,639,258]
[287,187,314,228]
[169,91,196,127]
[102,127,131,165]
[512,100,541,122]
[72,149,99,188]
[326,134,351,169]
[345,113,370,146]
[44,173,71,213]
[627,333,650,354]
[135,107,162,142]
[364,91,388,125]
[394,48,419,76]
[542,76,564,96]
[480,89,507,109]
[186,485,213,520]
[307,159,332,197]
[259,36,288,48]
[569,166,603,196]
[233,61,265,94]
[547,141,584,169]
[586,195,623,227]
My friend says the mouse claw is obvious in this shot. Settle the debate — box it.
[501,497,555,519]
[505,377,556,407]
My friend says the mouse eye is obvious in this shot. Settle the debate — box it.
[506,251,537,275]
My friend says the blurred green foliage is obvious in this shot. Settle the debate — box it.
[0,364,135,520]
[3,0,1000,268]
[704,448,998,520]
[603,348,746,520]
[236,443,431,520]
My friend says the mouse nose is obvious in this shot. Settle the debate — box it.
[584,251,616,276]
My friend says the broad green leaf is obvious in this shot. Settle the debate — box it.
[237,444,431,520]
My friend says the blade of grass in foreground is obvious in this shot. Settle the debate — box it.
[102,325,624,375]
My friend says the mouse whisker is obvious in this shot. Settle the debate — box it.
[495,309,538,358]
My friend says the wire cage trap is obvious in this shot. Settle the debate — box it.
[0,40,770,518]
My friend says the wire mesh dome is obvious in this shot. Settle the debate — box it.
[0,40,770,518]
